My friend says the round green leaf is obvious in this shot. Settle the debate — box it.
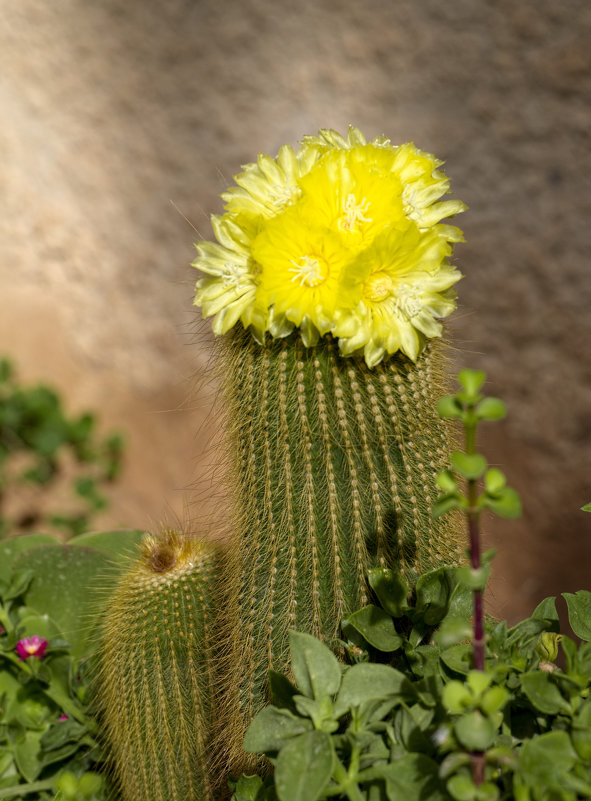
[436,470,459,493]
[451,451,487,480]
[484,468,506,494]
[454,710,496,751]
[480,686,510,716]
[458,369,486,398]
[432,495,464,520]
[437,396,464,419]
[275,731,334,801]
[482,487,522,519]
[68,529,146,566]
[467,670,493,698]
[475,398,507,421]
[447,773,476,801]
[0,534,59,583]
[442,681,473,714]
[14,545,114,658]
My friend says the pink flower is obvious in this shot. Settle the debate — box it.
[59,714,69,721]
[15,635,49,661]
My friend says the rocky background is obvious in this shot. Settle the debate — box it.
[1,0,590,622]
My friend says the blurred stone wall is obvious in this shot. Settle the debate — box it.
[1,0,590,621]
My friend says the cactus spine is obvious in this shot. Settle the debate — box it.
[97,530,217,801]
[217,328,463,774]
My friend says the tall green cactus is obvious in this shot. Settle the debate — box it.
[96,530,217,801]
[214,329,463,774]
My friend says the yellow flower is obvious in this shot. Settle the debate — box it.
[251,204,359,346]
[194,215,266,336]
[193,126,466,366]
[222,143,322,220]
[333,222,461,366]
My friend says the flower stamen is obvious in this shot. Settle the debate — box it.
[289,255,327,287]
[222,262,246,289]
[340,194,372,232]
[365,272,393,302]
[394,283,423,319]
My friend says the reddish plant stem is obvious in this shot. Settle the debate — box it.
[470,752,486,786]
[466,418,486,787]
[468,479,485,672]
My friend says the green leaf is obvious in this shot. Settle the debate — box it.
[3,568,34,601]
[289,632,341,700]
[481,487,522,519]
[563,591,591,641]
[368,568,409,617]
[67,529,146,566]
[581,503,591,512]
[274,731,334,801]
[0,535,59,584]
[454,710,496,751]
[467,670,493,697]
[12,729,45,782]
[456,563,491,592]
[442,681,473,714]
[377,754,446,801]
[519,731,577,784]
[415,567,455,626]
[531,595,559,626]
[436,470,459,493]
[269,671,299,710]
[451,452,487,480]
[230,775,264,801]
[447,774,477,801]
[432,495,464,520]
[13,690,56,730]
[243,706,313,754]
[475,398,507,421]
[572,699,591,761]
[520,671,570,714]
[293,696,338,732]
[480,686,510,716]
[334,663,410,717]
[458,369,486,398]
[13,545,114,659]
[434,616,473,648]
[342,605,403,652]
[484,468,506,494]
[441,644,472,675]
[437,396,464,419]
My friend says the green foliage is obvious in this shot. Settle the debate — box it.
[233,368,591,801]
[434,369,520,521]
[237,569,591,801]
[0,530,144,800]
[0,357,124,538]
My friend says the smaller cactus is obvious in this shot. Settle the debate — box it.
[96,530,218,801]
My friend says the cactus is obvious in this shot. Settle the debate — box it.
[96,530,218,801]
[215,328,463,774]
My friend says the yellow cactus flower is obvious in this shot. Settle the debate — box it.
[193,126,466,365]
[333,222,461,366]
